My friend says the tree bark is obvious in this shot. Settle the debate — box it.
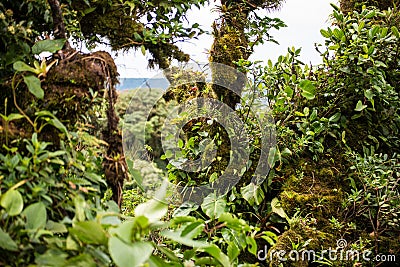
[47,0,71,49]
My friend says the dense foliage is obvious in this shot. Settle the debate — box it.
[0,0,207,75]
[1,1,399,267]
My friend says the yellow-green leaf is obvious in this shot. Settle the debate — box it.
[13,61,39,74]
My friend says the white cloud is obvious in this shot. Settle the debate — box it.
[117,0,337,78]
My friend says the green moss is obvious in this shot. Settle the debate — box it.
[268,224,336,267]
[272,153,353,266]
[209,30,244,67]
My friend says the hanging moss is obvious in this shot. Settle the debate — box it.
[209,18,248,109]
[1,49,127,206]
[43,51,117,124]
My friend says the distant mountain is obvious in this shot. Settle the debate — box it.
[117,78,169,90]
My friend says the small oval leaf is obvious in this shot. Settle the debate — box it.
[1,189,24,216]
[24,75,44,99]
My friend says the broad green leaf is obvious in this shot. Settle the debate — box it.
[92,248,112,266]
[209,172,218,182]
[34,113,68,138]
[23,202,47,230]
[261,231,278,246]
[181,221,204,239]
[35,110,55,118]
[0,228,18,251]
[218,213,249,232]
[35,249,68,266]
[227,242,240,260]
[32,39,66,54]
[329,44,340,50]
[170,216,198,225]
[202,244,231,267]
[69,221,107,245]
[303,107,310,117]
[1,189,24,216]
[368,45,375,55]
[178,139,184,148]
[46,220,68,233]
[6,113,24,121]
[13,61,39,74]
[83,7,97,15]
[241,183,264,206]
[147,255,171,267]
[135,197,168,223]
[354,100,367,112]
[183,249,196,260]
[156,246,180,262]
[49,117,68,135]
[271,198,287,219]
[161,229,209,248]
[24,75,44,99]
[13,61,40,74]
[110,217,149,243]
[299,80,316,100]
[109,238,153,267]
[201,193,226,219]
[84,172,107,186]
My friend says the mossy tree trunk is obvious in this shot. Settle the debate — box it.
[340,0,399,13]
[47,0,127,206]
[209,0,250,109]
[209,0,282,109]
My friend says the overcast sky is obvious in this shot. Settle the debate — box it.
[114,0,339,78]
